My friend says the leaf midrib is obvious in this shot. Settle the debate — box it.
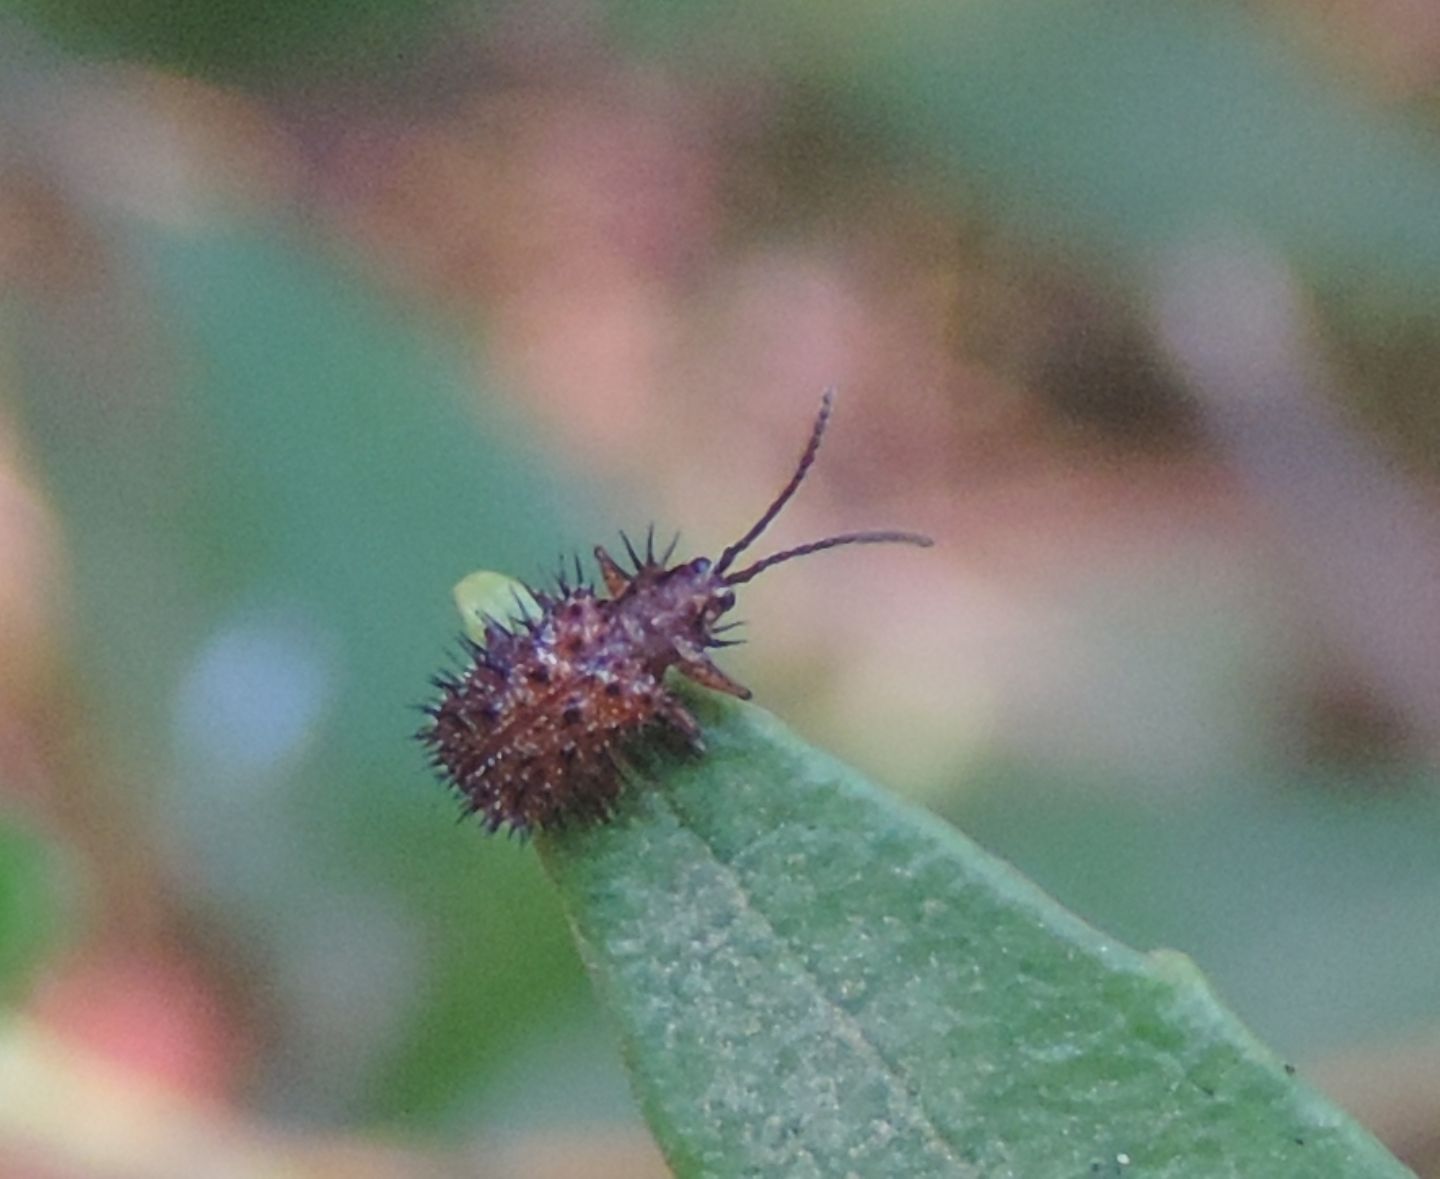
[656,782,981,1177]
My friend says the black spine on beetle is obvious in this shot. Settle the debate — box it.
[418,389,932,834]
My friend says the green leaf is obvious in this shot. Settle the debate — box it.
[0,821,68,1004]
[539,688,1412,1178]
[452,571,542,645]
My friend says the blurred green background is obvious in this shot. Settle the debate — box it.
[1,0,1439,1174]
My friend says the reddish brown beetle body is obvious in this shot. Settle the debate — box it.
[418,391,931,833]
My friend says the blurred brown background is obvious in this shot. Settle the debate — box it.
[2,0,1440,1174]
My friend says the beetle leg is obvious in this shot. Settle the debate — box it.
[658,696,706,753]
[676,655,753,700]
[593,545,631,597]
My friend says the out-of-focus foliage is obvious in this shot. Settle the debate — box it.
[13,226,614,1122]
[612,0,1440,323]
[0,821,64,1002]
[955,761,1440,1064]
[8,0,457,81]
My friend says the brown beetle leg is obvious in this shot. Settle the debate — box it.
[593,545,631,597]
[658,696,706,752]
[676,655,753,700]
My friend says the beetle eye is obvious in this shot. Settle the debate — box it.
[691,557,712,575]
[716,589,736,611]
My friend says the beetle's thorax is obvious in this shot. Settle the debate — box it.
[602,558,732,669]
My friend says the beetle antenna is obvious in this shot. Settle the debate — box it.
[715,388,835,575]
[724,530,932,585]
